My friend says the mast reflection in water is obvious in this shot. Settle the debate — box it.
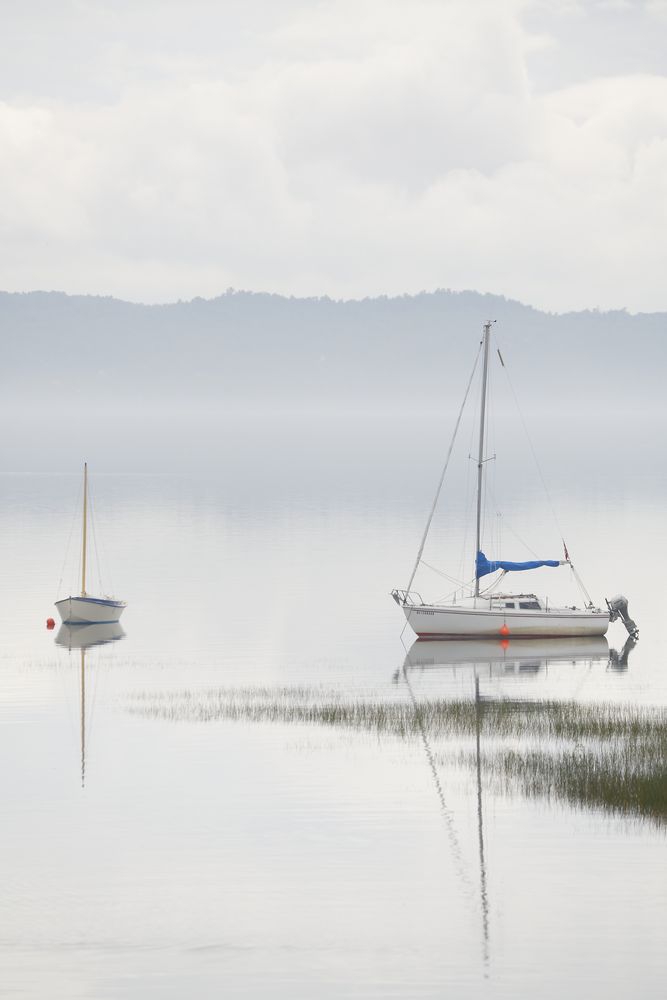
[55,622,126,786]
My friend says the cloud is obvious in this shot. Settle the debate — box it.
[0,0,666,310]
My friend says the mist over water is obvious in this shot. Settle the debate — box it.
[1,387,666,998]
[3,0,667,988]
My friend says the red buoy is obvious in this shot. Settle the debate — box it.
[46,618,55,630]
[500,638,510,650]
[499,623,510,637]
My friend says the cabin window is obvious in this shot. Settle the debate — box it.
[519,601,541,610]
[504,602,515,609]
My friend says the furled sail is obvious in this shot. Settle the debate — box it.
[476,550,562,579]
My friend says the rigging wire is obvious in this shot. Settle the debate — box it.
[433,580,478,605]
[420,559,467,588]
[569,562,595,608]
[95,494,116,597]
[495,334,596,606]
[404,339,483,595]
[495,335,564,538]
[55,476,83,599]
[457,412,477,587]
[419,560,478,604]
[484,482,540,558]
[88,486,112,597]
[87,474,117,598]
[87,488,104,596]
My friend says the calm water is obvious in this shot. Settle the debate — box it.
[1,413,665,999]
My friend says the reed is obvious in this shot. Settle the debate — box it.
[127,688,667,823]
[468,745,667,823]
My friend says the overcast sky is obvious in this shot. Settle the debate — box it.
[2,0,667,311]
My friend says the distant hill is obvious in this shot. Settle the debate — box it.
[1,288,664,410]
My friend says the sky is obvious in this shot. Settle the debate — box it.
[1,0,667,312]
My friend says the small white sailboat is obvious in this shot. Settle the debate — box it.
[55,463,127,625]
[392,322,638,641]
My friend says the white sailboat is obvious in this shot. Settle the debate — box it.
[55,463,127,625]
[392,322,638,641]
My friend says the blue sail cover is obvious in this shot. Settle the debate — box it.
[476,550,561,579]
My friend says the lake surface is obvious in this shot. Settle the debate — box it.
[1,412,665,999]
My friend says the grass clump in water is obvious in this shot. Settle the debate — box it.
[127,687,667,824]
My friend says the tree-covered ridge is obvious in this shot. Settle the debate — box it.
[2,288,664,407]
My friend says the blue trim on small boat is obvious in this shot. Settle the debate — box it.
[56,596,126,608]
[64,619,122,625]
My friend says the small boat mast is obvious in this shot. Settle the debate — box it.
[81,461,88,597]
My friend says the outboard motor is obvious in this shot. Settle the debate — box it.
[606,594,639,639]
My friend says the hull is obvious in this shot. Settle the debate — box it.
[402,603,609,639]
[55,595,126,625]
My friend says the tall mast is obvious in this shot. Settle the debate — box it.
[81,462,88,596]
[474,323,492,597]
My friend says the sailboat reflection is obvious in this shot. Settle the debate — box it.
[399,631,639,970]
[54,622,126,786]
[399,657,493,972]
[401,635,614,677]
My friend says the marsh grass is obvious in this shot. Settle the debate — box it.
[468,745,667,823]
[127,687,667,823]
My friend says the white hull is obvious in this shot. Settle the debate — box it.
[55,595,126,625]
[401,602,609,639]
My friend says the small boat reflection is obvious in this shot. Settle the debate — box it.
[55,621,126,650]
[400,635,611,677]
[54,622,125,787]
